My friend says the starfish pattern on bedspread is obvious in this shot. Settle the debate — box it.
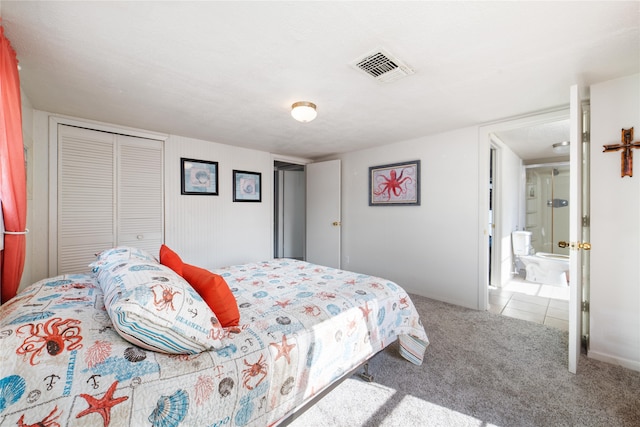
[270,334,296,364]
[274,299,291,308]
[76,380,129,427]
[359,302,373,321]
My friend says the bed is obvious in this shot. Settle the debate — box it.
[0,247,428,427]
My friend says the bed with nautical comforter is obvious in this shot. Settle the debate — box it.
[0,248,428,427]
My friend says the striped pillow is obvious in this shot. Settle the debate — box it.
[94,257,224,354]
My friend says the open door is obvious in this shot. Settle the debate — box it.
[568,84,587,374]
[306,160,341,268]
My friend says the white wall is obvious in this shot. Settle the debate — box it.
[18,91,34,289]
[28,110,52,288]
[589,73,640,371]
[163,134,273,269]
[337,126,481,309]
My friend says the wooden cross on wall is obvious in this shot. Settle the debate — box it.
[603,128,640,177]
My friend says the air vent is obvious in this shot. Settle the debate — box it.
[351,48,414,83]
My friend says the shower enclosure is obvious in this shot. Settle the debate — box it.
[525,163,570,256]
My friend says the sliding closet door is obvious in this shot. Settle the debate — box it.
[55,125,163,274]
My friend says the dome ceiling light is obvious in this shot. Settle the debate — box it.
[552,140,570,154]
[291,101,317,123]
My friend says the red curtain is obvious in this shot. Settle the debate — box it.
[0,25,26,304]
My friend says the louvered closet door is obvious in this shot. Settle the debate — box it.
[58,125,115,273]
[117,135,163,256]
[57,125,163,274]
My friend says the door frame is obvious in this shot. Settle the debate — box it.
[477,108,571,311]
[568,84,584,374]
[487,137,512,289]
[271,154,311,260]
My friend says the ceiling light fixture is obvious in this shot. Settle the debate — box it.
[552,140,570,154]
[291,101,317,123]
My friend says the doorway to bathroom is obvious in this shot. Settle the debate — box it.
[483,110,574,327]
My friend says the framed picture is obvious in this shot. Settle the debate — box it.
[233,170,262,202]
[181,158,218,195]
[369,160,420,206]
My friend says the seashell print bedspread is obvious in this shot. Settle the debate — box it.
[0,259,428,426]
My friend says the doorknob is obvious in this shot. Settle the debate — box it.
[332,221,341,226]
[558,241,591,250]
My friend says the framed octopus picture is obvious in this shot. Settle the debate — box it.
[369,160,421,206]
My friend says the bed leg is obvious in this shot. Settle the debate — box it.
[359,362,374,382]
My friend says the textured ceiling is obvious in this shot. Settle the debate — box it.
[2,1,638,160]
[494,119,571,162]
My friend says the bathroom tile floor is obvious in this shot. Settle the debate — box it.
[489,276,570,331]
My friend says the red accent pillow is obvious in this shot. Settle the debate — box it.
[159,244,184,276]
[182,263,240,327]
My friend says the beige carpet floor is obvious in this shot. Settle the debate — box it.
[289,294,640,427]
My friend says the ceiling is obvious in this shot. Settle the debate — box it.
[494,119,571,162]
[2,1,638,160]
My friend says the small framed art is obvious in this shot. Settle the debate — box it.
[181,158,219,195]
[233,170,262,202]
[369,160,420,206]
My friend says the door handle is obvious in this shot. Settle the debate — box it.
[558,241,591,250]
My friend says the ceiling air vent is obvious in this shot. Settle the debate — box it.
[351,48,414,83]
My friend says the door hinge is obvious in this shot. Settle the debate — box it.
[582,215,590,227]
[582,334,590,349]
[581,301,590,313]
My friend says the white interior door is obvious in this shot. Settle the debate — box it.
[306,159,341,268]
[568,84,583,374]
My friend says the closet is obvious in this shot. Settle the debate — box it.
[53,124,164,274]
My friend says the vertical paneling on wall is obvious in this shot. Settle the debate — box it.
[164,135,273,269]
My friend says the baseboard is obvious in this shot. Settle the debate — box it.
[588,350,640,372]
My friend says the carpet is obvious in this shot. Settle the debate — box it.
[289,294,640,426]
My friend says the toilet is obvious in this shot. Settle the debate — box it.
[512,231,570,287]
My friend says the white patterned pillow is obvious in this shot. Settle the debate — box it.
[90,246,158,265]
[94,257,223,354]
[89,246,158,272]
